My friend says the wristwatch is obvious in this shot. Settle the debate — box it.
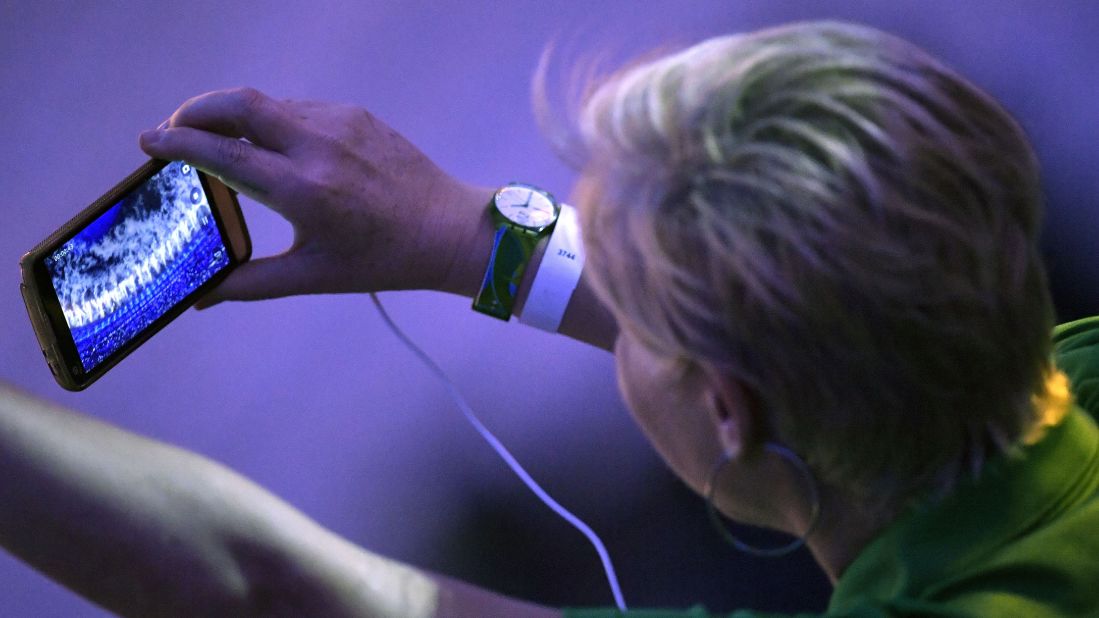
[473,182,560,320]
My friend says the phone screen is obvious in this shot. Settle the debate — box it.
[42,161,230,373]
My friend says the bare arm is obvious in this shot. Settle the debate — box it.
[0,383,559,617]
[139,87,617,351]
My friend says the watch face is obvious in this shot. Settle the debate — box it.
[494,185,557,229]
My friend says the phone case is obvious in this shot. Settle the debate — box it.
[19,159,251,390]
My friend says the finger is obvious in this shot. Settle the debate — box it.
[168,87,306,153]
[195,252,326,307]
[140,126,290,204]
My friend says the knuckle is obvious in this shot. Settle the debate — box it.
[296,158,346,203]
[233,86,265,114]
[172,94,205,124]
[298,166,330,199]
[285,174,320,208]
[216,138,248,166]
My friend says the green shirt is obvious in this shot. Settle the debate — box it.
[566,317,1099,617]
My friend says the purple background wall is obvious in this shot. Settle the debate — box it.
[1,2,1096,616]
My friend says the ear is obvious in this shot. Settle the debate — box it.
[699,364,760,460]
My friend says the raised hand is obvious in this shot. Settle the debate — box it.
[140,87,492,306]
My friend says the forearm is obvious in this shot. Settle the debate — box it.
[439,181,617,351]
[0,385,433,617]
[0,384,558,617]
[0,384,254,615]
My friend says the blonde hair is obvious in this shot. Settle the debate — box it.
[549,21,1058,509]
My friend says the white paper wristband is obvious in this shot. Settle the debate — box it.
[520,203,585,332]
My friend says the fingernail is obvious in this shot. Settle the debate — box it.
[139,129,163,147]
[156,119,169,130]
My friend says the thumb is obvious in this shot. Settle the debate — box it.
[195,252,322,309]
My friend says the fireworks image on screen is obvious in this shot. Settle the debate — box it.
[46,161,230,372]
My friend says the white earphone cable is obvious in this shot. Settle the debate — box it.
[369,293,627,611]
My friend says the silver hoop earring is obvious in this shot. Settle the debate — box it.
[703,442,822,558]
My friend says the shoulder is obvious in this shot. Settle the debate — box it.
[1053,315,1099,350]
[1054,316,1099,415]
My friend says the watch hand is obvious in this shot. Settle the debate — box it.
[520,190,533,208]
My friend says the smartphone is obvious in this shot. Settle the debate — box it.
[19,159,251,391]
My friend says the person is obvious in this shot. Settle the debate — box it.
[2,19,1098,617]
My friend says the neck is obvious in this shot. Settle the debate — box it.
[800,485,895,583]
[711,444,899,584]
